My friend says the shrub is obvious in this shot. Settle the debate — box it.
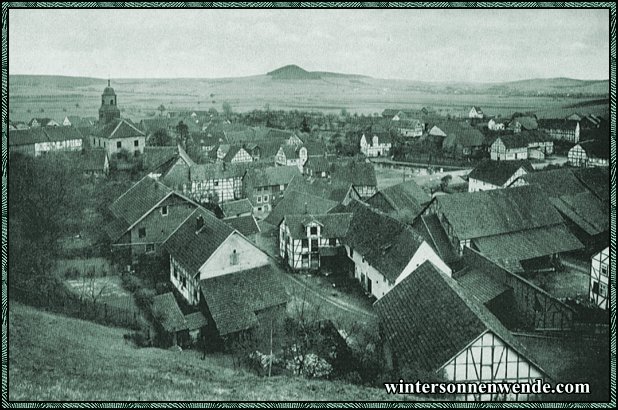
[134,287,156,311]
[121,273,144,293]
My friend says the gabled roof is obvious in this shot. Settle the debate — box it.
[330,161,377,187]
[41,126,84,142]
[576,139,609,160]
[287,175,355,203]
[468,159,534,186]
[516,168,589,198]
[163,208,234,274]
[370,180,431,213]
[538,119,579,130]
[96,118,145,139]
[222,145,246,162]
[433,185,566,240]
[496,130,551,149]
[222,215,261,237]
[264,191,338,226]
[109,176,174,229]
[550,192,609,236]
[375,261,544,375]
[200,265,288,336]
[571,167,610,203]
[283,213,353,239]
[280,144,301,159]
[441,123,485,148]
[509,116,538,130]
[8,127,83,146]
[246,165,301,188]
[190,163,247,181]
[304,156,331,173]
[142,146,179,172]
[151,292,207,333]
[220,199,254,218]
[412,214,460,265]
[339,201,425,283]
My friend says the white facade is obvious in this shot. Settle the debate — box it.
[469,107,484,119]
[440,331,545,401]
[345,241,452,299]
[590,246,609,310]
[468,166,528,193]
[360,134,392,157]
[488,119,505,131]
[34,138,82,157]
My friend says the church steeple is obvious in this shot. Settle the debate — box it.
[99,80,121,125]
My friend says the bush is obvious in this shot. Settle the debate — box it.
[121,273,144,293]
[134,287,156,311]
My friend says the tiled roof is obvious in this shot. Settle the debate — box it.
[163,208,234,274]
[287,175,354,203]
[412,214,460,265]
[142,146,179,172]
[538,119,579,130]
[510,116,538,130]
[190,163,247,181]
[330,161,377,187]
[434,185,565,240]
[151,293,188,333]
[305,156,331,173]
[109,176,173,228]
[8,127,83,146]
[375,261,543,374]
[39,126,84,142]
[440,123,485,148]
[571,167,610,202]
[264,191,338,226]
[340,200,425,283]
[96,119,145,139]
[456,268,511,305]
[497,130,551,149]
[550,192,608,236]
[220,199,254,218]
[223,215,261,236]
[283,213,353,238]
[468,159,534,186]
[200,265,289,336]
[517,168,589,198]
[577,139,609,160]
[246,165,301,188]
[280,144,300,159]
[371,180,431,213]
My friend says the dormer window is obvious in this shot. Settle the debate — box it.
[310,226,318,235]
[161,206,168,216]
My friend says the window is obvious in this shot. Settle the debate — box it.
[257,207,262,212]
[599,282,608,297]
[161,206,168,216]
[310,226,318,235]
[349,247,354,257]
[230,249,239,265]
[104,142,106,148]
[592,281,599,294]
[263,195,269,202]
[301,239,309,248]
[280,185,285,191]
[256,196,262,203]
[146,244,155,253]
[601,264,608,277]
[214,181,219,187]
[116,141,122,149]
[110,99,114,105]
[134,140,139,147]
[329,238,337,246]
[138,228,146,238]
[181,276,186,288]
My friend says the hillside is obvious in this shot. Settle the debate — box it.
[267,65,322,80]
[7,303,416,401]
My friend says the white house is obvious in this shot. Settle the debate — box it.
[469,106,484,119]
[568,141,609,168]
[275,145,308,171]
[488,119,505,131]
[360,133,392,157]
[467,160,534,193]
[590,246,609,310]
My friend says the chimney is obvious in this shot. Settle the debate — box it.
[196,215,205,232]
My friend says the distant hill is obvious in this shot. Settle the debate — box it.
[267,65,322,80]
[487,77,608,96]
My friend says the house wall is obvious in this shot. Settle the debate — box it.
[360,134,391,157]
[590,247,609,310]
[126,196,196,258]
[280,221,342,271]
[170,256,201,305]
[230,149,252,163]
[490,139,528,161]
[355,185,377,199]
[9,144,36,156]
[93,136,146,156]
[441,331,544,401]
[568,145,587,167]
[34,139,82,156]
[471,167,529,192]
[394,242,452,286]
[198,233,270,280]
[187,176,242,203]
[345,244,393,299]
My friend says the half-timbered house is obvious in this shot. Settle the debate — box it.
[375,260,547,401]
[568,140,609,167]
[468,106,484,119]
[467,159,533,192]
[8,127,84,157]
[360,131,392,157]
[490,131,553,161]
[243,165,301,216]
[538,119,580,143]
[275,145,308,171]
[590,246,609,310]
[330,161,378,199]
[367,179,431,223]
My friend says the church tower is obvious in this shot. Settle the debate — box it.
[98,79,121,124]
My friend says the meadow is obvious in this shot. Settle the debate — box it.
[8,74,609,123]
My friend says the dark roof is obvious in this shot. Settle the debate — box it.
[571,167,610,203]
[200,265,288,336]
[550,192,608,236]
[330,161,377,187]
[151,293,188,333]
[223,215,261,236]
[109,176,173,228]
[246,165,301,188]
[190,163,247,181]
[38,126,83,142]
[220,199,254,217]
[222,145,247,162]
[280,144,301,159]
[496,130,550,149]
[412,214,460,265]
[370,180,430,213]
[517,168,589,198]
[577,139,609,160]
[434,185,566,240]
[142,146,179,172]
[441,123,485,148]
[152,293,207,332]
[304,156,331,173]
[8,127,83,146]
[303,140,328,157]
[96,119,145,139]
[456,268,511,305]
[510,116,538,130]
[538,119,579,130]
[163,208,234,274]
[140,118,173,134]
[264,191,338,226]
[375,261,543,374]
[283,213,353,239]
[287,175,354,203]
[340,201,425,283]
[468,159,534,186]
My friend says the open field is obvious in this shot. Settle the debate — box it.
[7,303,411,401]
[8,74,609,122]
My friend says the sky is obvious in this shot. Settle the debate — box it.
[8,8,610,82]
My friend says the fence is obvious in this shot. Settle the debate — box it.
[11,284,142,330]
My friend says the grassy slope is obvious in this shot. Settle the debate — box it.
[7,303,414,402]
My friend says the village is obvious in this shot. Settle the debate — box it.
[6,77,611,402]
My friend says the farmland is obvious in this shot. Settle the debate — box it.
[8,74,609,123]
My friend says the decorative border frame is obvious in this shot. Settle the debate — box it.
[1,2,615,408]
